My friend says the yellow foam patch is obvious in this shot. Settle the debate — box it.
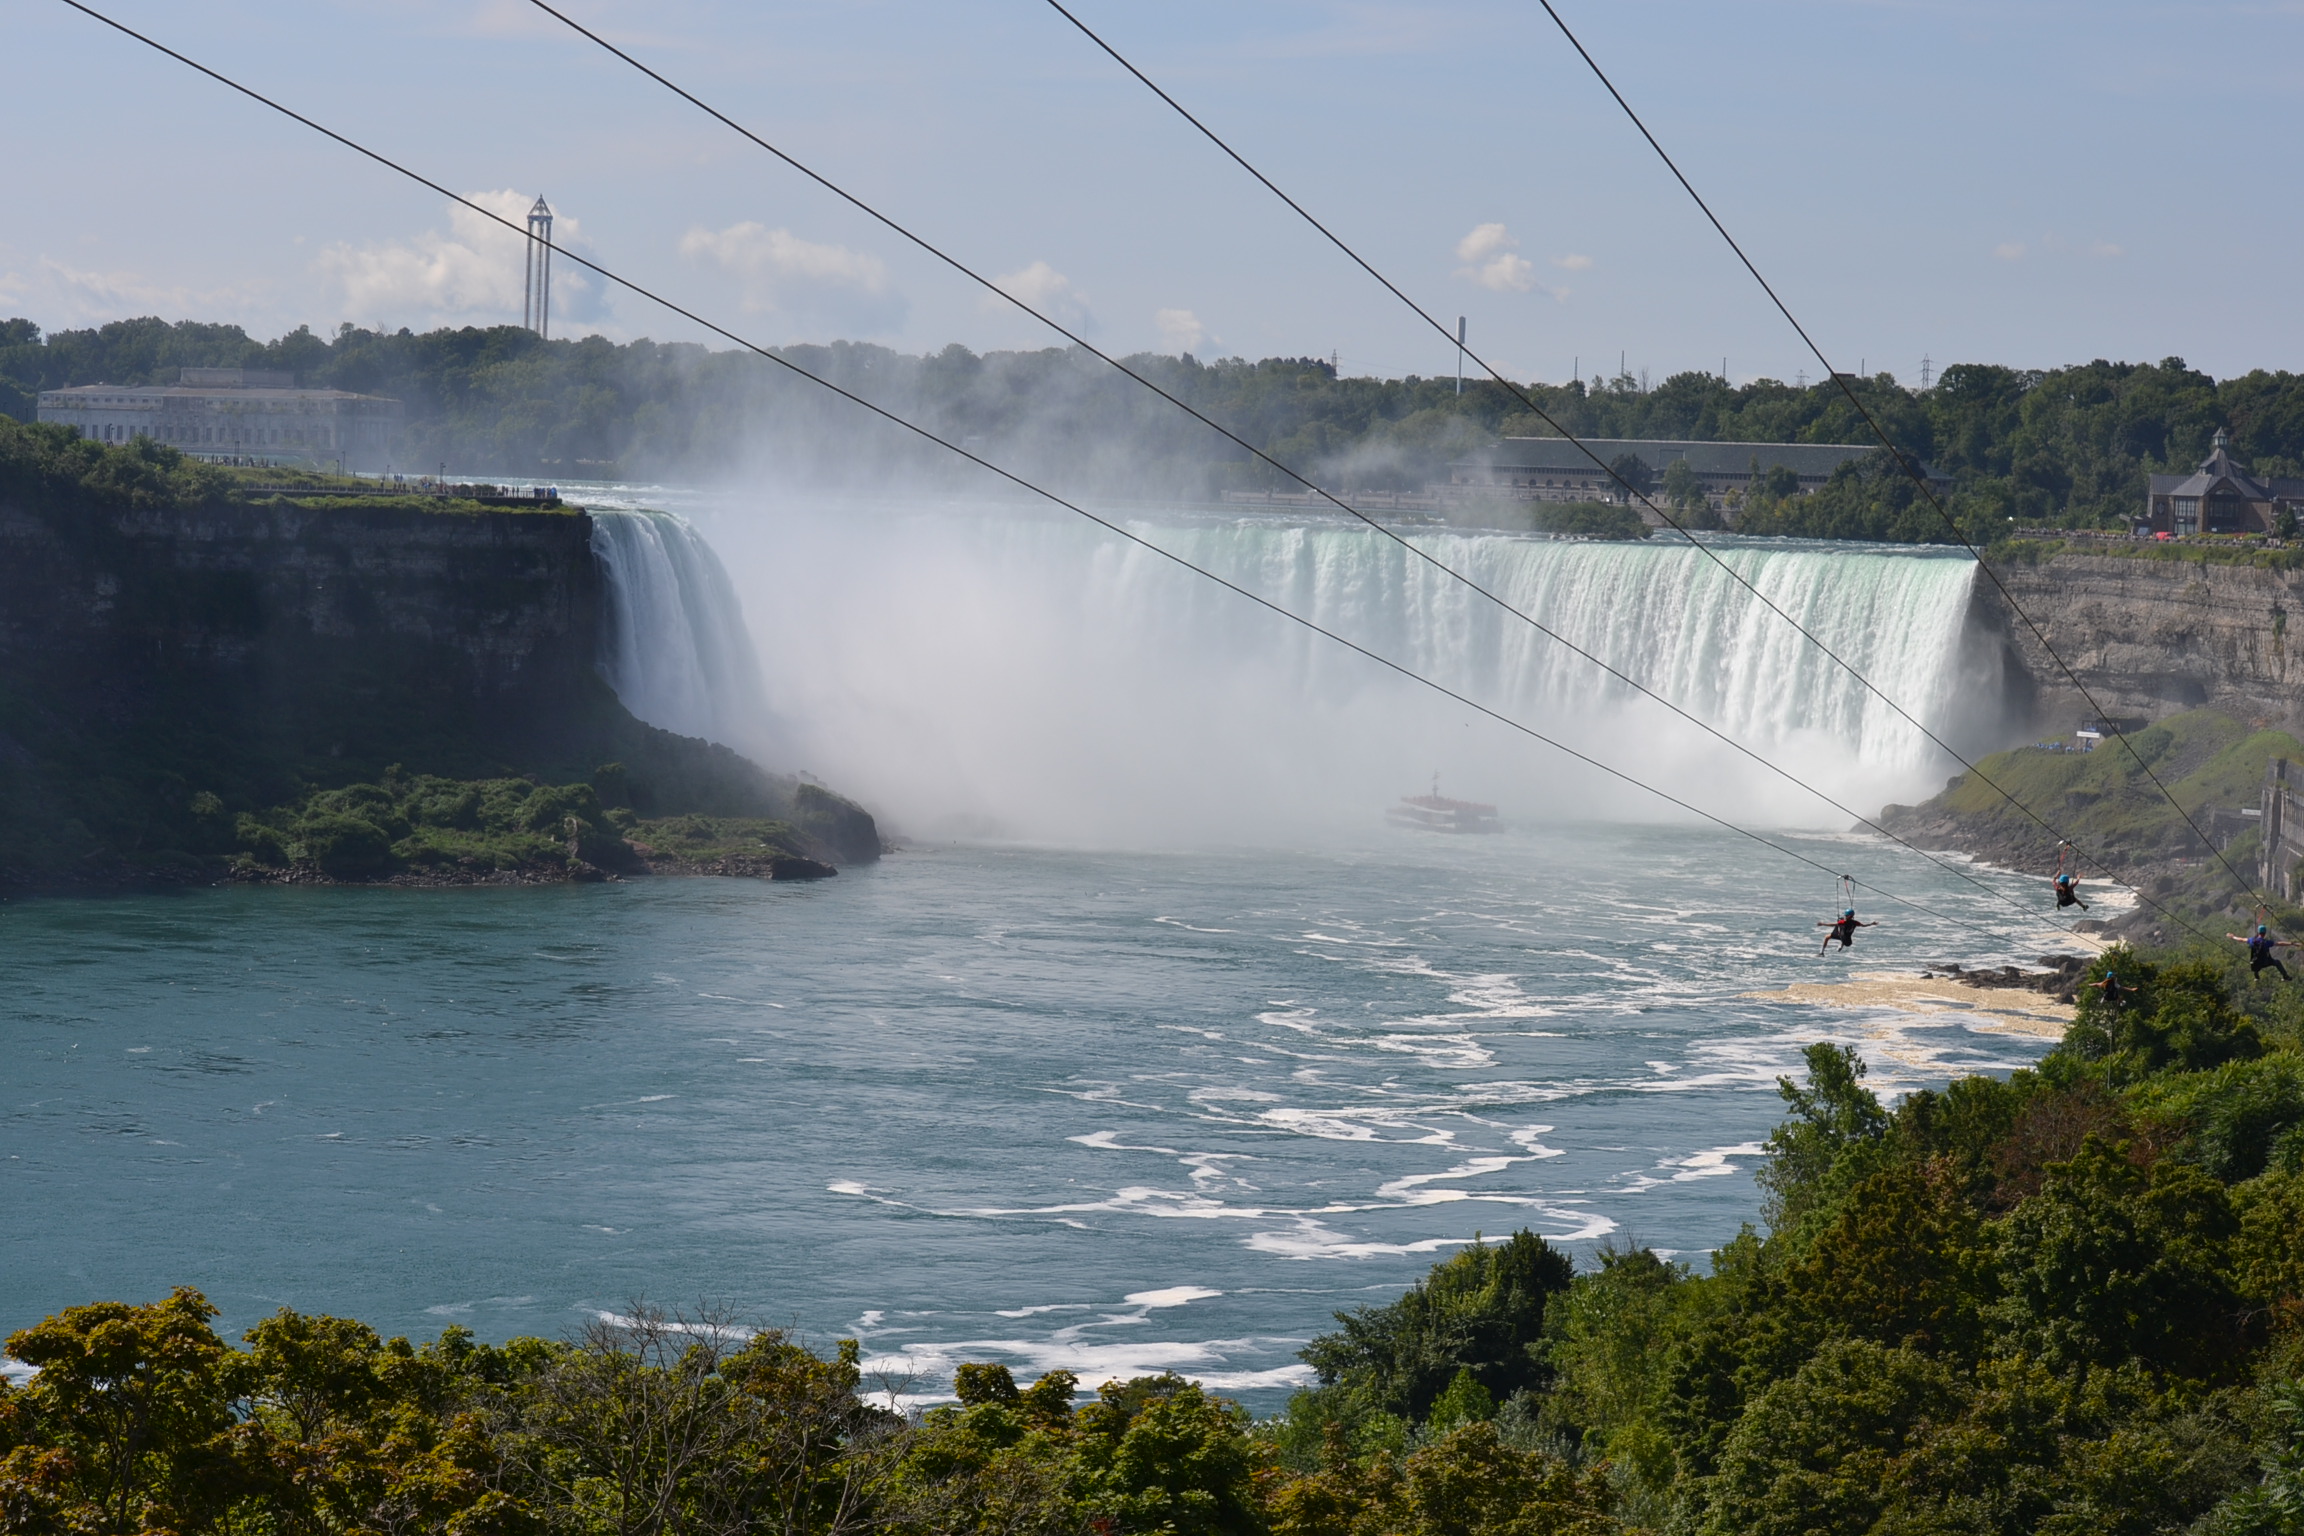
[1742,969,2075,1039]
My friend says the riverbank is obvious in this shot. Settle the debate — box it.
[1876,706,2301,938]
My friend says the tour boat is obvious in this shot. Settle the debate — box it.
[1386,780,1503,834]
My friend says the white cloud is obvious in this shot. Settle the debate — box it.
[27,258,273,328]
[1994,242,2027,261]
[1455,223,1514,264]
[2092,242,2125,259]
[37,258,200,313]
[1552,253,1594,271]
[1155,307,1206,354]
[316,190,603,328]
[681,222,888,296]
[1453,223,1538,293]
[983,260,1094,331]
[678,221,902,333]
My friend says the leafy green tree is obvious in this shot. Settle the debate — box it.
[1783,1160,1991,1353]
[1757,1042,1889,1230]
[1,1288,240,1534]
[1993,1136,2247,1379]
[1698,1338,1966,1536]
[1071,1375,1266,1536]
[1301,1233,1575,1423]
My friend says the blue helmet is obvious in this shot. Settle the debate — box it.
[2261,925,2271,935]
[1843,908,1856,918]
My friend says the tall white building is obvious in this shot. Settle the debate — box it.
[37,367,405,471]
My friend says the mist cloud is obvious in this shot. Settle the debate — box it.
[1454,223,1537,293]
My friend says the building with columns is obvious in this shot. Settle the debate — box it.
[37,367,405,471]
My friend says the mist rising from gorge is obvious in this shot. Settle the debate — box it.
[679,493,2007,850]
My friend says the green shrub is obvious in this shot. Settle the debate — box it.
[1528,499,1651,541]
[234,814,288,867]
[296,813,395,878]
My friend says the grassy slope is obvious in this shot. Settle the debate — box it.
[1885,707,2304,923]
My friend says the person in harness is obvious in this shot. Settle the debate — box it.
[2054,874,2089,911]
[2229,924,2294,981]
[2086,969,2131,1008]
[1818,908,1875,954]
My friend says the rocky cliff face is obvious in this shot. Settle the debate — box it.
[1,496,600,680]
[0,489,879,878]
[1978,551,2302,733]
[0,495,606,777]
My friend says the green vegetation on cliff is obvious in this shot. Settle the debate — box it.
[10,316,2304,536]
[16,942,2304,1534]
[1880,709,2304,924]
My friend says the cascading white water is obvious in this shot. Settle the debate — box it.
[692,502,1995,845]
[589,509,773,753]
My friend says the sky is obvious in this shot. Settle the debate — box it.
[3,0,2299,386]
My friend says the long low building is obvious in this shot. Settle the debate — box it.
[37,367,405,471]
[1445,436,1932,518]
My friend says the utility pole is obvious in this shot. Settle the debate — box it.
[1455,317,1466,395]
[1921,354,1934,390]
[523,196,554,339]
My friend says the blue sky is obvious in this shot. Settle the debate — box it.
[5,0,2298,384]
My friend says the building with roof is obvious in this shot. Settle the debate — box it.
[1444,436,1928,523]
[2144,429,2304,536]
[37,367,405,471]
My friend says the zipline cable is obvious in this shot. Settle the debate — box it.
[1033,0,2222,938]
[1513,0,2268,917]
[513,0,2086,938]
[52,0,2076,951]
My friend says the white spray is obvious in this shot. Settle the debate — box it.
[689,500,1994,847]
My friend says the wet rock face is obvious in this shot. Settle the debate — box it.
[1924,955,2088,1004]
[1986,553,2304,730]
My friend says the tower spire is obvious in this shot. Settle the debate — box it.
[523,197,555,339]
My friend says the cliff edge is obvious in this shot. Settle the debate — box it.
[0,421,876,888]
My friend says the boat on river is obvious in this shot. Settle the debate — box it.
[1386,779,1503,834]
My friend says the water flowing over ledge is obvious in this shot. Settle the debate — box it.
[591,508,771,752]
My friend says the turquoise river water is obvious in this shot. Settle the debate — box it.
[6,823,2076,1408]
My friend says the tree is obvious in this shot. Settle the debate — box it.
[1660,456,1716,529]
[1757,1042,1889,1229]
[1,1288,240,1534]
[1993,1137,2247,1380]
[1301,1233,1576,1422]
[1605,452,1654,503]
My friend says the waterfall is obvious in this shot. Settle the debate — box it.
[1145,524,1985,779]
[589,508,772,752]
[705,505,1993,844]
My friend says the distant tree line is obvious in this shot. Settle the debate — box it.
[8,315,2304,538]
